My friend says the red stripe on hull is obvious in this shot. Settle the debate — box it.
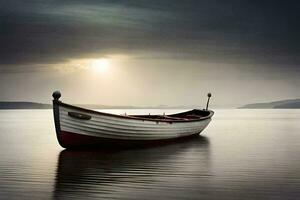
[57,131,200,149]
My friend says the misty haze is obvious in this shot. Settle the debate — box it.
[0,1,299,200]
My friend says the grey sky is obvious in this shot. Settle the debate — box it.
[0,0,299,107]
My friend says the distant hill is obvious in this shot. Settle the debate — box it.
[273,102,300,109]
[239,99,300,109]
[0,102,51,109]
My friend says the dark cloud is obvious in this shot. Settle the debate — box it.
[0,0,300,71]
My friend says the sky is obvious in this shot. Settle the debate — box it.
[0,0,299,108]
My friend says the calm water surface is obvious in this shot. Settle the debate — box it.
[0,109,299,200]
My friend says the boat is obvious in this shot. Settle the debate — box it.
[52,91,214,148]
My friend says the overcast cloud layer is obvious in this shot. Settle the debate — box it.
[0,1,299,106]
[1,0,300,71]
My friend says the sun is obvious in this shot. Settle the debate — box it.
[90,58,110,72]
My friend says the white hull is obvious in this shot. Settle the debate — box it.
[58,105,212,141]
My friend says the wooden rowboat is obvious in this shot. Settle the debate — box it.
[52,91,214,149]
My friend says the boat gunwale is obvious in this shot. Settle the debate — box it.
[55,101,214,123]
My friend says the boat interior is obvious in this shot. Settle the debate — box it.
[60,102,212,122]
[131,109,212,121]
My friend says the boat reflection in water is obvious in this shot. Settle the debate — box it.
[53,136,210,200]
